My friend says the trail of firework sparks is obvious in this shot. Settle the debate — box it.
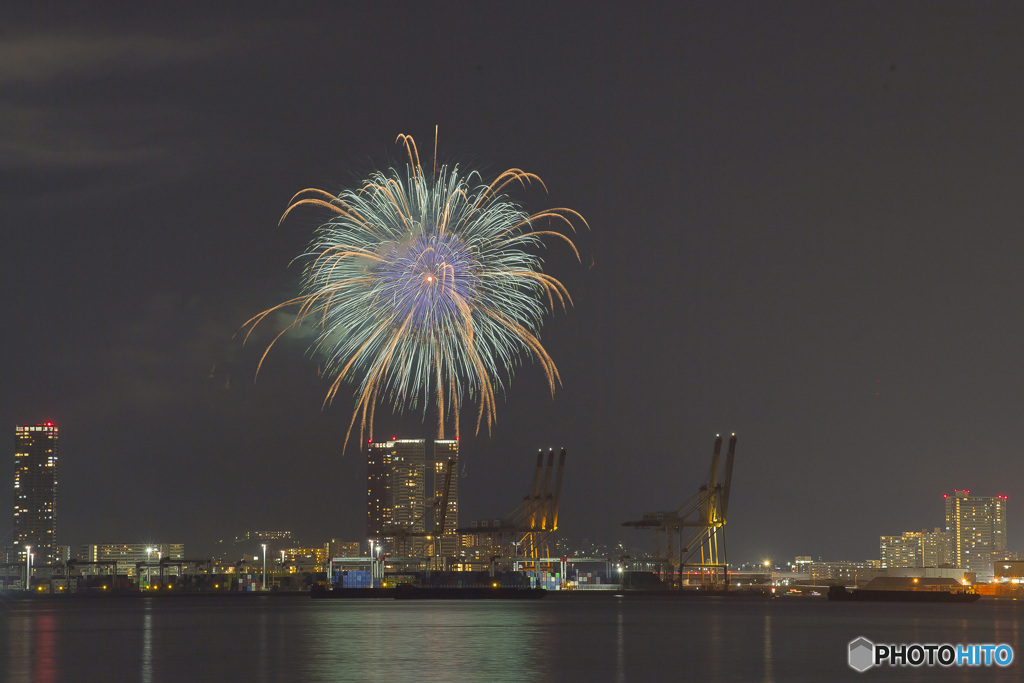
[244,134,587,450]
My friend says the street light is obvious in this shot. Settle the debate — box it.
[372,543,381,588]
[261,543,268,591]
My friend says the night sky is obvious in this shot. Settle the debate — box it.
[5,3,1024,563]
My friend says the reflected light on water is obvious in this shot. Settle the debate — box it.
[302,602,550,680]
[615,603,625,683]
[141,606,152,683]
[762,614,774,683]
[4,595,1024,681]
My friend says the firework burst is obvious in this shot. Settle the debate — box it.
[244,134,586,450]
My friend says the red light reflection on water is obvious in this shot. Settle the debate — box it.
[35,612,57,683]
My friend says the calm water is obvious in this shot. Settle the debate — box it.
[1,593,1022,682]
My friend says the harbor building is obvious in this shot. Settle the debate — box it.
[74,543,184,577]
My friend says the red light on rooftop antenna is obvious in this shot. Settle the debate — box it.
[391,436,396,440]
[943,494,948,498]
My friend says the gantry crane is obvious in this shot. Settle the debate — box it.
[623,434,736,588]
[458,448,566,568]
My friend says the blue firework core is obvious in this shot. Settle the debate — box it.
[373,228,481,333]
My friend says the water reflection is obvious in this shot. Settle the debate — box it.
[6,605,32,682]
[706,606,723,681]
[303,602,550,681]
[257,609,268,683]
[4,596,1024,681]
[615,603,625,683]
[140,605,152,683]
[5,605,57,683]
[762,613,773,683]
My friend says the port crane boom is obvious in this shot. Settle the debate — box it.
[623,434,737,588]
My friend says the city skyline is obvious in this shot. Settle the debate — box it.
[15,421,1019,573]
[5,4,1024,563]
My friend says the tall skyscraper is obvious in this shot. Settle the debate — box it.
[14,423,59,566]
[366,441,393,538]
[366,439,427,555]
[944,489,1007,576]
[366,438,459,559]
[389,439,426,537]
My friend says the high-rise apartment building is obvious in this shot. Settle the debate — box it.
[390,440,427,537]
[880,528,953,569]
[366,440,394,538]
[367,438,459,559]
[944,490,1007,576]
[367,439,427,555]
[921,527,955,568]
[880,533,921,568]
[14,423,59,566]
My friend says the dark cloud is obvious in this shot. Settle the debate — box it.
[0,32,215,85]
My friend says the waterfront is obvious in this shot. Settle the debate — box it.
[2,593,1022,682]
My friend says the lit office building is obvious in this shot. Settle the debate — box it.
[944,490,1008,576]
[14,423,59,567]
